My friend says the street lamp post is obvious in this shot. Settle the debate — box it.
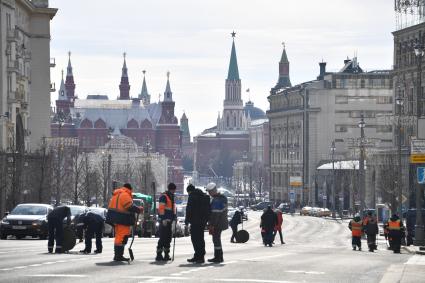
[331,140,336,219]
[55,112,65,206]
[396,96,404,220]
[414,42,425,246]
[358,114,366,217]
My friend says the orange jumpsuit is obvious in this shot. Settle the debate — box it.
[108,187,138,248]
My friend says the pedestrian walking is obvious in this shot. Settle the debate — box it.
[76,211,104,254]
[273,208,285,244]
[206,182,228,263]
[230,209,242,243]
[348,215,363,251]
[185,184,210,263]
[107,183,143,261]
[363,211,378,252]
[384,214,405,254]
[47,205,71,253]
[261,205,277,247]
[155,183,177,261]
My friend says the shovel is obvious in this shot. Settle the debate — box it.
[128,213,139,262]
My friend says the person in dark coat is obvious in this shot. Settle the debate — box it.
[47,206,71,253]
[185,184,210,263]
[230,209,242,243]
[206,182,228,263]
[261,205,277,247]
[363,211,379,252]
[76,211,105,254]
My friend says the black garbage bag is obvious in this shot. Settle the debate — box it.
[62,226,76,252]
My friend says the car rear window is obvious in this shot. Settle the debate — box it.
[11,205,47,215]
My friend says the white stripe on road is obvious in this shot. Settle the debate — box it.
[214,279,293,283]
[285,270,325,275]
[26,274,88,278]
[405,255,425,265]
[122,276,189,280]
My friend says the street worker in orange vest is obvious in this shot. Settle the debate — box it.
[363,211,379,252]
[107,183,143,261]
[155,183,177,261]
[348,215,363,251]
[384,214,405,254]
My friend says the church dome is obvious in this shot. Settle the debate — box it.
[244,101,266,120]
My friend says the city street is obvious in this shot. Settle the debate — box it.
[0,212,423,283]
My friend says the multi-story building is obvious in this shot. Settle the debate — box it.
[0,0,56,152]
[51,54,184,192]
[268,55,393,207]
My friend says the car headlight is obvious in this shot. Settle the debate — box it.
[32,220,44,226]
[1,219,9,225]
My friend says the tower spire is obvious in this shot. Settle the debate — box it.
[119,52,130,99]
[227,31,240,80]
[139,70,151,105]
[164,71,173,101]
[274,42,291,90]
[65,51,76,99]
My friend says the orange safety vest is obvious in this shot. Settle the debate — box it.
[350,219,363,237]
[106,187,135,226]
[388,219,401,231]
[158,192,175,220]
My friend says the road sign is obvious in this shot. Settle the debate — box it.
[289,192,295,203]
[290,176,302,187]
[411,154,425,163]
[418,167,425,184]
[411,139,425,154]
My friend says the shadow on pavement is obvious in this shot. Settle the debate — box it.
[96,261,130,266]
[178,263,225,268]
[149,261,168,266]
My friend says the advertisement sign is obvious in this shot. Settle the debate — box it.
[289,176,302,187]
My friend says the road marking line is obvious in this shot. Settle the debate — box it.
[26,274,88,278]
[29,264,42,267]
[42,261,55,265]
[13,266,27,269]
[214,279,293,283]
[285,270,325,275]
[0,268,12,271]
[122,276,189,280]
[405,255,425,265]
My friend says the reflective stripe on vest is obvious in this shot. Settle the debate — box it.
[351,220,362,230]
[388,220,401,231]
[158,193,175,217]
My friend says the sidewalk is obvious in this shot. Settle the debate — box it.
[402,245,425,255]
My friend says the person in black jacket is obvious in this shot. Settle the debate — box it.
[261,206,277,247]
[47,206,71,253]
[363,211,379,252]
[76,211,105,254]
[230,210,242,243]
[185,184,210,263]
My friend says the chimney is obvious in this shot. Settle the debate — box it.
[317,61,327,80]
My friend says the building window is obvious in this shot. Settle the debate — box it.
[335,96,348,104]
[278,172,282,186]
[7,75,12,92]
[335,125,348,132]
[227,116,229,127]
[6,13,11,30]
[360,79,365,88]
[376,125,392,133]
[377,96,392,104]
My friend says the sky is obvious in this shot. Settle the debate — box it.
[49,0,395,137]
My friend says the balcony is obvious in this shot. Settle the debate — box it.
[50,82,56,92]
[50,58,56,67]
[7,60,19,73]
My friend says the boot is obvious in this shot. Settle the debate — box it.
[155,247,164,261]
[208,249,223,263]
[80,249,90,254]
[113,246,129,261]
[94,250,102,254]
[352,245,356,251]
[163,251,171,261]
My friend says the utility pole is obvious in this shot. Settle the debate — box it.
[331,140,336,219]
[358,114,366,218]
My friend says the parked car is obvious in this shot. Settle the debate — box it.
[88,207,114,238]
[278,203,291,214]
[310,207,322,216]
[0,203,53,240]
[318,208,332,217]
[300,206,312,216]
[250,201,273,211]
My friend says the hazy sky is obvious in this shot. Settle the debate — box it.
[49,0,395,137]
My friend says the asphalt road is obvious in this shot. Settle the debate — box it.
[0,212,423,283]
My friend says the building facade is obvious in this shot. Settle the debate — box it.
[268,56,393,208]
[51,54,184,192]
[0,0,56,152]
